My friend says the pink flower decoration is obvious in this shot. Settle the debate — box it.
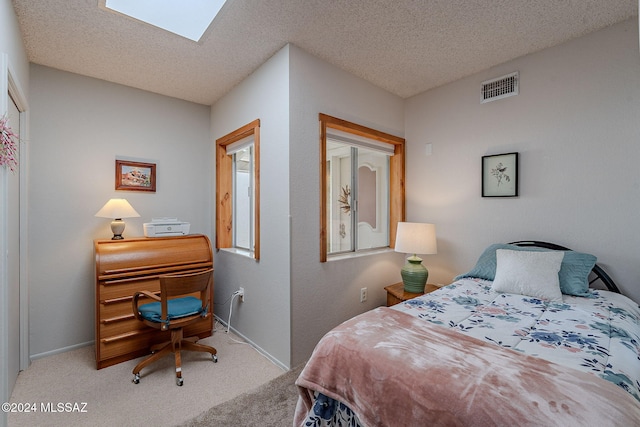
[0,115,19,172]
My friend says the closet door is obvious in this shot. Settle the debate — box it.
[6,93,20,392]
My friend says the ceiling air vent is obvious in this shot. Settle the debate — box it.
[481,71,519,103]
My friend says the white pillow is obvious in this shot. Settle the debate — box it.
[492,249,564,302]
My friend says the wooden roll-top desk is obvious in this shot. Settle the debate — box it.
[94,234,213,369]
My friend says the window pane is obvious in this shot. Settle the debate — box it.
[319,114,405,262]
[234,146,253,251]
[356,148,389,250]
[327,140,353,254]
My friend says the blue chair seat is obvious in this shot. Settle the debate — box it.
[138,296,203,324]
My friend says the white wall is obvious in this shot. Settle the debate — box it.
[28,65,212,357]
[0,0,28,93]
[210,44,406,368]
[288,45,406,366]
[210,46,291,368]
[405,18,640,302]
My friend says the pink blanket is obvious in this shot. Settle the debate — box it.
[295,307,640,426]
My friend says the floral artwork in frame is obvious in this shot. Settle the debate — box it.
[482,152,518,197]
[115,160,156,192]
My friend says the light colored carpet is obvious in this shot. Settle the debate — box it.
[8,330,286,427]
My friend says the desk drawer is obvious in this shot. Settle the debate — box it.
[100,277,159,301]
[98,320,213,365]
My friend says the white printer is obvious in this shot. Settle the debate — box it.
[143,217,190,237]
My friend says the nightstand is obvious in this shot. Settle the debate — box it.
[384,282,440,307]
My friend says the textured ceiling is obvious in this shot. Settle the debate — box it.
[11,0,639,105]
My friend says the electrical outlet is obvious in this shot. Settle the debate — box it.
[360,287,367,303]
[238,287,245,302]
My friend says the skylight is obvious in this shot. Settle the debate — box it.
[104,0,227,42]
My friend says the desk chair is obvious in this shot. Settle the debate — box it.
[131,268,217,386]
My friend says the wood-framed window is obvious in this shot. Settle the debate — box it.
[319,114,405,262]
[216,119,260,260]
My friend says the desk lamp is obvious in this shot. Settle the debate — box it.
[394,222,437,293]
[95,198,140,239]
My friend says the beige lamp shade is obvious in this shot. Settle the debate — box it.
[95,198,140,240]
[395,222,437,293]
[394,222,437,256]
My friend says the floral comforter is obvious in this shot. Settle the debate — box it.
[397,278,640,400]
[295,278,640,426]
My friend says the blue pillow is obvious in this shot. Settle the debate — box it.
[455,243,596,296]
[138,296,203,323]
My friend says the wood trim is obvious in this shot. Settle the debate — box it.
[215,119,260,260]
[319,114,405,262]
[101,314,136,324]
[389,143,405,248]
[101,291,160,305]
[100,261,211,279]
[101,330,141,344]
[253,125,261,260]
[216,141,233,249]
[319,113,405,145]
[319,119,328,262]
[216,119,260,145]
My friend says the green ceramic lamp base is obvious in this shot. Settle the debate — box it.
[400,255,429,293]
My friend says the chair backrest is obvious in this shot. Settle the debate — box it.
[159,268,213,319]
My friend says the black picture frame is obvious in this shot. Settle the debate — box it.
[482,152,518,197]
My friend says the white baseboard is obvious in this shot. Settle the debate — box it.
[214,315,289,371]
[30,340,94,361]
[30,321,289,372]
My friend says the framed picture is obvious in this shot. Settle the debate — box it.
[482,152,518,197]
[115,160,156,192]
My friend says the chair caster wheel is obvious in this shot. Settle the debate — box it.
[176,377,184,386]
[132,374,140,384]
[212,354,218,363]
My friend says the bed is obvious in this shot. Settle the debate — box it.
[294,241,640,426]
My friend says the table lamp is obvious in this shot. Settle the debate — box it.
[394,222,437,293]
[95,198,140,240]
